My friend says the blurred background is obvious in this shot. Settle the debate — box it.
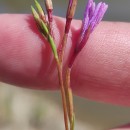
[0,0,130,130]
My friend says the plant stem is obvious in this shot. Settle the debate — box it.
[55,58,69,130]
[65,67,75,130]
[59,33,68,63]
[58,19,75,130]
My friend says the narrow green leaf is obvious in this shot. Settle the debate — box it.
[71,114,75,130]
[31,5,40,22]
[40,21,49,36]
[31,3,58,60]
[34,0,45,16]
[48,35,58,59]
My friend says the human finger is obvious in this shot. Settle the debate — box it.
[0,14,130,106]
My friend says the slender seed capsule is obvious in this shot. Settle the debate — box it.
[65,0,77,34]
[45,0,53,22]
[31,6,40,23]
[66,0,77,19]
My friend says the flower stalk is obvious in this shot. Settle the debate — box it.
[65,68,75,130]
[59,0,77,63]
[59,1,77,130]
[55,58,69,130]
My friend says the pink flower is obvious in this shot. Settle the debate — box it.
[69,0,108,68]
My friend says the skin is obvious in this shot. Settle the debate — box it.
[0,14,130,129]
[111,123,130,130]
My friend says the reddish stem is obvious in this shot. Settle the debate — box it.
[56,58,69,130]
[65,18,72,34]
[69,32,90,68]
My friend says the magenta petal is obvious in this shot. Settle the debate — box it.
[69,0,108,68]
[76,0,108,53]
[91,3,108,31]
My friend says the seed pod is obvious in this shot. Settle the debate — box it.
[45,0,53,22]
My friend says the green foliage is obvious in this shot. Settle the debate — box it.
[31,0,58,60]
